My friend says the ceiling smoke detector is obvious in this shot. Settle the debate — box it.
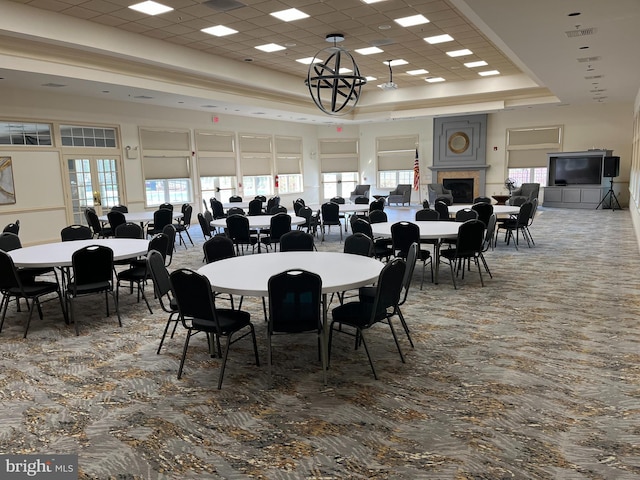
[378,61,398,91]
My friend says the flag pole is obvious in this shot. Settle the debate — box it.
[413,149,421,205]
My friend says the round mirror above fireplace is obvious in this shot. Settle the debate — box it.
[447,131,470,154]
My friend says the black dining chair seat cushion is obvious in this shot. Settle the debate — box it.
[191,308,251,334]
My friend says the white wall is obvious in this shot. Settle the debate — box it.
[0,86,635,245]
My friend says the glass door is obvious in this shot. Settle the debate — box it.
[66,156,122,225]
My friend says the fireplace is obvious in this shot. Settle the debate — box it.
[443,178,474,203]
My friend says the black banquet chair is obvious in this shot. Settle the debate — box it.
[439,219,487,289]
[147,249,179,355]
[321,202,342,241]
[279,230,315,252]
[329,258,407,380]
[170,268,260,389]
[267,269,324,383]
[0,250,67,338]
[225,214,258,255]
[66,245,121,335]
[61,224,93,241]
[147,208,173,237]
[175,204,194,248]
[391,221,432,289]
[203,235,238,309]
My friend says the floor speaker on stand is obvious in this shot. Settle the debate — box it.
[603,156,620,178]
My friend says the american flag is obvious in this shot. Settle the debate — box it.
[413,149,420,191]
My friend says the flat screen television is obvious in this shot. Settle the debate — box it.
[552,156,602,185]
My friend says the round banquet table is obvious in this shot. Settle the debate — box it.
[371,220,460,284]
[8,238,150,268]
[98,210,182,224]
[448,204,520,216]
[198,251,384,384]
[222,201,251,209]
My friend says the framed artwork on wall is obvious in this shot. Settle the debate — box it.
[0,157,16,204]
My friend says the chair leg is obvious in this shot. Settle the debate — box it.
[479,253,492,278]
[217,334,233,389]
[396,307,414,348]
[23,297,38,339]
[177,329,193,379]
[157,314,177,354]
[386,316,405,363]
[357,329,378,380]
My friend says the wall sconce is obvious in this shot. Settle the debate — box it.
[125,145,138,160]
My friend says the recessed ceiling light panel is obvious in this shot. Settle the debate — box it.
[407,69,429,75]
[394,14,429,27]
[355,46,384,55]
[384,59,408,66]
[478,70,500,76]
[201,25,238,37]
[424,34,453,44]
[255,43,286,52]
[425,77,445,83]
[270,8,309,22]
[296,57,321,65]
[464,60,488,68]
[128,1,173,15]
[446,49,473,57]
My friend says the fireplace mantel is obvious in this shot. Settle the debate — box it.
[428,165,491,172]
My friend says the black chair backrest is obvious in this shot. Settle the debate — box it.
[471,202,494,226]
[455,219,485,256]
[295,198,305,206]
[197,213,212,238]
[254,195,267,202]
[528,198,538,226]
[516,201,534,226]
[354,196,369,204]
[265,196,280,212]
[330,196,345,204]
[370,258,406,323]
[391,221,420,259]
[369,198,384,212]
[415,209,439,221]
[400,243,418,305]
[455,208,479,222]
[248,199,263,215]
[203,235,235,263]
[321,202,339,223]
[269,213,292,240]
[435,196,452,206]
[210,198,225,219]
[153,208,173,230]
[229,195,243,203]
[180,204,193,225]
[0,232,22,252]
[61,224,93,241]
[226,214,251,242]
[227,207,245,216]
[85,208,102,235]
[422,199,430,209]
[3,221,20,234]
[268,269,322,334]
[473,196,492,204]
[368,209,388,224]
[483,214,497,250]
[269,205,287,215]
[147,249,172,300]
[115,222,143,239]
[111,204,128,213]
[148,233,170,262]
[0,249,21,289]
[107,210,126,232]
[279,230,315,252]
[434,201,450,220]
[293,200,305,216]
[71,245,114,289]
[162,223,176,246]
[159,203,174,211]
[170,269,217,324]
[351,218,374,239]
[344,233,373,257]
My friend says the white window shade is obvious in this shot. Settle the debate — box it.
[239,134,272,153]
[141,129,190,150]
[276,155,301,175]
[378,151,414,171]
[242,155,271,176]
[321,155,358,173]
[508,148,557,168]
[143,156,190,179]
[199,155,236,176]
[275,136,302,154]
[196,131,235,151]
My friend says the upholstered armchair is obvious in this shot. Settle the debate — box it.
[427,184,454,205]
[508,183,540,206]
[387,184,412,206]
[349,184,370,203]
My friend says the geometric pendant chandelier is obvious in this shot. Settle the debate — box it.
[305,34,367,116]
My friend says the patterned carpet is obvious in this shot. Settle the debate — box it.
[1,206,640,479]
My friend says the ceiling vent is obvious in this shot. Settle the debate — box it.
[370,38,395,47]
[565,27,597,38]
[577,56,601,63]
[584,75,604,80]
[41,82,67,88]
[203,0,246,12]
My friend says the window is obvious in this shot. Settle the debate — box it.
[242,175,273,197]
[0,122,52,145]
[276,174,303,194]
[376,135,418,189]
[379,170,414,188]
[322,172,358,200]
[60,125,117,147]
[201,176,237,203]
[507,167,548,187]
[145,179,192,205]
